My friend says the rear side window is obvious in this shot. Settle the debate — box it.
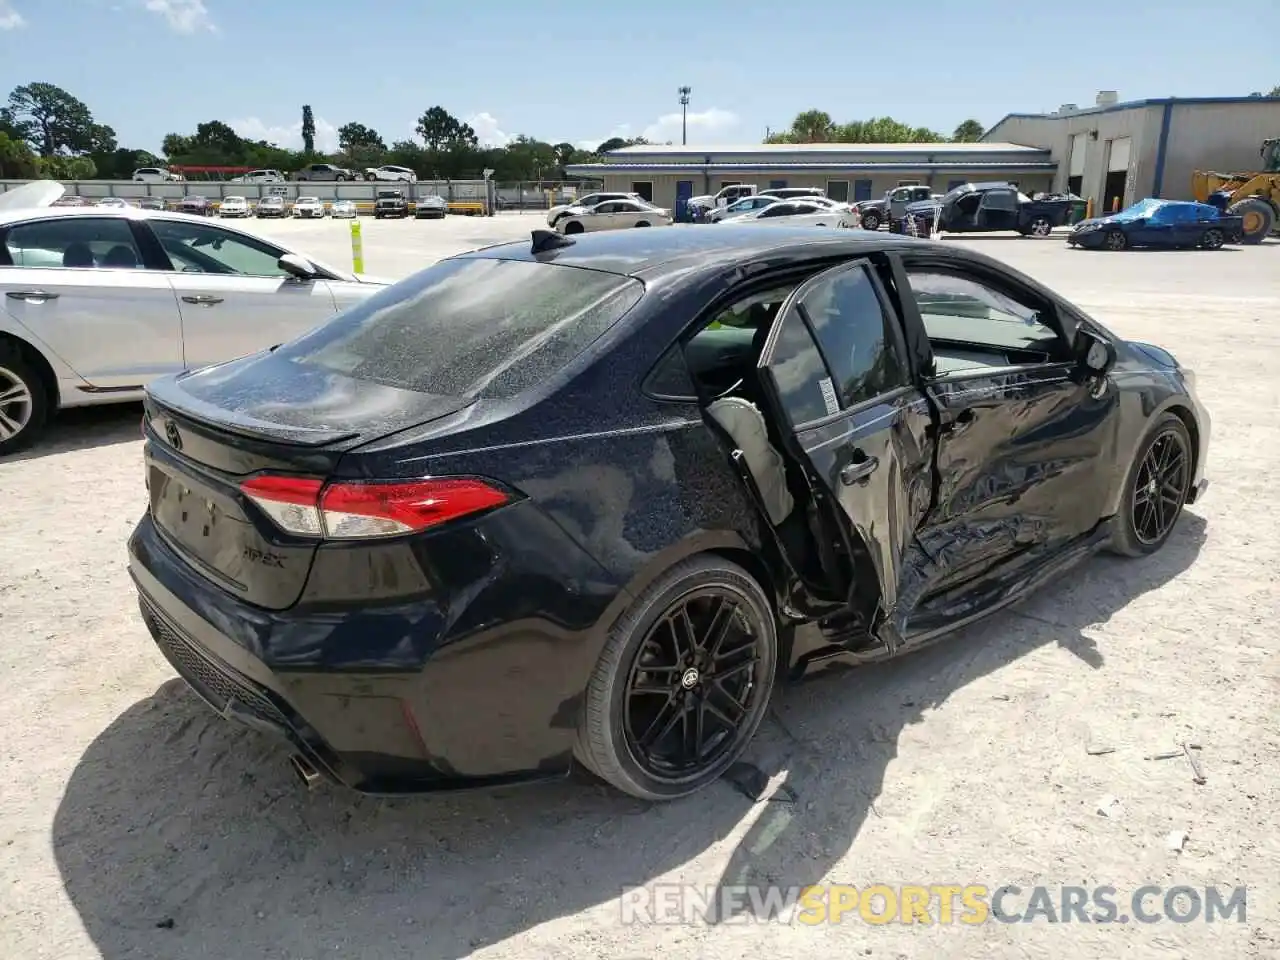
[799,263,906,407]
[766,308,835,427]
[276,258,643,398]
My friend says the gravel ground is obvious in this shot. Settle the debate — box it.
[1,215,1277,960]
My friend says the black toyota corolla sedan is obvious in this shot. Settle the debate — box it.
[129,224,1210,801]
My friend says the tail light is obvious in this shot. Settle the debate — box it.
[240,475,510,540]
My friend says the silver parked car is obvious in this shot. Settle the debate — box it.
[414,195,448,219]
[0,182,389,454]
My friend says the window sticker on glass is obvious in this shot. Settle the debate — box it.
[818,376,839,416]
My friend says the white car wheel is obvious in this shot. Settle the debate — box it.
[0,352,47,455]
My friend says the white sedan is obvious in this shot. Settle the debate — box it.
[330,199,357,219]
[0,182,389,454]
[546,192,642,228]
[292,196,326,219]
[217,195,250,218]
[364,165,417,183]
[556,199,672,234]
[708,195,780,222]
[719,199,857,228]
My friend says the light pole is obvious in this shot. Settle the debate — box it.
[678,86,691,145]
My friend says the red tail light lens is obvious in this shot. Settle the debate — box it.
[239,475,509,540]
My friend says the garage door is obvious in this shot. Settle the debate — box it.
[1069,133,1087,177]
[1108,137,1131,172]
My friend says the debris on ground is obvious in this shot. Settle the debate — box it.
[1095,795,1123,818]
[1165,831,1189,852]
[1182,742,1207,784]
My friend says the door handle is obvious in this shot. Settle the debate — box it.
[6,290,59,302]
[181,294,224,306]
[840,455,879,486]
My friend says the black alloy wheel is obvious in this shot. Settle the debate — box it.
[1200,227,1224,250]
[1028,216,1053,237]
[1109,413,1193,556]
[1104,229,1128,251]
[575,556,777,799]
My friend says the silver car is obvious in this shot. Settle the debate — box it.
[414,195,448,219]
[0,182,389,454]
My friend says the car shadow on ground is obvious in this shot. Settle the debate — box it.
[53,514,1205,960]
[1,402,141,463]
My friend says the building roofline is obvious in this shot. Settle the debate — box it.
[983,95,1280,137]
[565,161,1058,176]
[606,141,1048,156]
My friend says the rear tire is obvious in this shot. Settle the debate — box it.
[573,555,778,800]
[861,211,881,231]
[0,345,50,457]
[1107,413,1193,558]
[1225,197,1275,245]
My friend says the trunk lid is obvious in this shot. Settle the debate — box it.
[143,350,471,610]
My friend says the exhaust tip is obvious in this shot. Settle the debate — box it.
[289,753,321,790]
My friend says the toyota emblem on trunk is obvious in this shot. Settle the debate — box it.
[164,420,182,450]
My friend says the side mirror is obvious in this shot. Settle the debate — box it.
[278,253,317,280]
[1075,328,1117,376]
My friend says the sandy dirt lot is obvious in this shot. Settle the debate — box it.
[1,215,1277,960]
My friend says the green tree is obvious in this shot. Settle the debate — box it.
[301,105,315,154]
[766,110,945,144]
[91,147,162,180]
[952,118,985,142]
[37,154,97,180]
[338,122,385,153]
[1268,85,1280,97]
[416,106,468,151]
[0,131,38,178]
[7,82,116,156]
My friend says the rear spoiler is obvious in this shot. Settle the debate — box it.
[146,373,359,448]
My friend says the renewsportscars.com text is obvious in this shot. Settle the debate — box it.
[619,883,1248,925]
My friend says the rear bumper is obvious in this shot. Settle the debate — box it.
[127,505,617,795]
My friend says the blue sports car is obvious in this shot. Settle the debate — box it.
[1068,198,1243,251]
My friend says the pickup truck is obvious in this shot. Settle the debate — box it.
[857,185,938,230]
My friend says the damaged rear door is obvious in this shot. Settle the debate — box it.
[757,258,935,652]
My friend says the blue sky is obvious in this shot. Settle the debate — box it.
[1,0,1277,155]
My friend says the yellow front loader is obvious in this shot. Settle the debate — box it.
[1191,137,1280,244]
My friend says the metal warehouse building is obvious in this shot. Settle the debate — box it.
[564,142,1058,213]
[984,91,1280,211]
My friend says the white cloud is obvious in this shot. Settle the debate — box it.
[580,108,740,151]
[142,0,215,34]
[230,115,340,153]
[642,107,739,144]
[466,112,510,148]
[0,1,25,29]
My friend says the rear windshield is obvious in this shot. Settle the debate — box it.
[275,257,644,398]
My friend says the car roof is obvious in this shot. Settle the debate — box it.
[458,222,953,279]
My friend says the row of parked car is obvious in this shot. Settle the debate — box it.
[546,187,858,235]
[680,180,1244,250]
[132,164,421,185]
